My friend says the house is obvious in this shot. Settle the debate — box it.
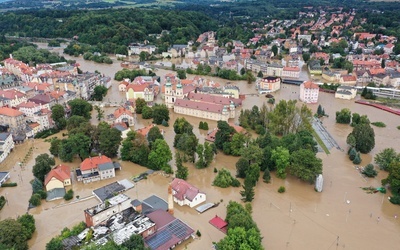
[206,123,246,142]
[384,43,395,54]
[0,89,27,107]
[145,209,195,250]
[0,107,26,134]
[300,81,319,103]
[76,155,116,183]
[308,60,323,75]
[0,132,14,163]
[335,86,357,100]
[84,194,133,227]
[131,195,168,215]
[173,99,234,122]
[267,62,284,77]
[111,122,131,139]
[170,178,206,208]
[339,75,357,86]
[282,67,300,78]
[113,107,135,126]
[312,52,330,65]
[44,164,71,201]
[125,83,154,103]
[257,76,281,93]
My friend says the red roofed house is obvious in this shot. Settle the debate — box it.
[282,67,300,78]
[76,155,116,183]
[45,165,71,191]
[174,99,233,122]
[209,215,228,234]
[113,107,135,126]
[0,89,27,107]
[339,75,357,86]
[0,107,26,133]
[170,178,206,208]
[300,81,319,103]
[312,52,330,65]
[384,43,395,54]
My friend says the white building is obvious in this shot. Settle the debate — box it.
[300,81,319,103]
[0,133,14,163]
[170,178,206,208]
[335,86,358,100]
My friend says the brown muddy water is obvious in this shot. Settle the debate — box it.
[1,45,399,250]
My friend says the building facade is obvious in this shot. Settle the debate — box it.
[300,81,319,103]
[0,133,14,163]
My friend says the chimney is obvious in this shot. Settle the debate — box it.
[168,184,174,215]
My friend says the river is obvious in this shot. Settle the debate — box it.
[0,44,399,250]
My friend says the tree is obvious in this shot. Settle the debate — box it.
[353,153,362,164]
[49,138,61,157]
[175,133,198,162]
[288,149,322,183]
[33,154,55,182]
[92,85,108,101]
[97,124,122,158]
[213,168,239,188]
[17,214,36,240]
[135,98,147,114]
[68,133,91,161]
[177,69,186,79]
[230,133,247,156]
[240,143,263,166]
[271,44,278,56]
[46,238,63,250]
[94,106,104,121]
[147,126,163,147]
[240,178,255,202]
[374,148,399,171]
[196,142,215,168]
[349,124,375,153]
[336,108,352,124]
[236,157,250,178]
[142,106,153,119]
[257,71,263,78]
[271,146,290,179]
[382,161,400,196]
[348,147,357,161]
[152,104,169,125]
[302,53,310,62]
[175,153,188,180]
[148,139,172,172]
[139,51,149,62]
[59,138,76,162]
[362,164,378,177]
[0,219,29,250]
[29,194,41,206]
[121,234,147,250]
[174,117,193,135]
[51,104,66,129]
[346,134,356,148]
[215,121,235,150]
[66,115,88,131]
[68,99,93,119]
[246,163,260,187]
[263,168,271,183]
[216,227,263,250]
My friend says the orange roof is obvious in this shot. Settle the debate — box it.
[0,89,25,99]
[28,122,40,129]
[283,67,300,72]
[369,68,386,75]
[126,83,149,92]
[44,164,71,186]
[135,124,155,137]
[180,79,194,85]
[17,101,39,109]
[341,75,357,82]
[119,80,130,86]
[303,81,319,89]
[80,155,112,171]
[114,107,133,119]
[0,107,24,117]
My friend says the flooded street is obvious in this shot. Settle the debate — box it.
[1,44,400,249]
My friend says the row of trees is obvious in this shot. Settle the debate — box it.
[114,68,156,81]
[375,148,400,204]
[0,214,36,250]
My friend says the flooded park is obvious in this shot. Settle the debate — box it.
[1,46,400,249]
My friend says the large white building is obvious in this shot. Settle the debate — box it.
[0,133,14,163]
[300,81,319,103]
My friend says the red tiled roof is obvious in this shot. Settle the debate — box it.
[174,99,226,114]
[170,178,203,202]
[135,124,155,137]
[209,215,228,230]
[369,68,386,75]
[44,164,70,186]
[28,122,40,129]
[205,123,245,142]
[0,107,24,117]
[187,92,242,106]
[341,75,357,82]
[0,89,25,99]
[114,107,133,119]
[283,67,300,72]
[302,81,319,89]
[126,83,149,92]
[80,155,112,171]
[17,101,39,109]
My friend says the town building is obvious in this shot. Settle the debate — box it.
[84,194,133,227]
[76,155,116,183]
[125,84,155,103]
[170,178,206,208]
[44,164,71,201]
[173,99,234,122]
[111,122,131,139]
[282,67,300,79]
[308,60,323,75]
[0,89,27,107]
[128,44,157,56]
[0,133,14,163]
[257,76,281,93]
[112,107,135,127]
[0,107,26,134]
[299,81,319,103]
[335,86,357,100]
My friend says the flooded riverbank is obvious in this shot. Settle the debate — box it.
[1,44,399,249]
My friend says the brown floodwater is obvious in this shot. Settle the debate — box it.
[0,44,399,250]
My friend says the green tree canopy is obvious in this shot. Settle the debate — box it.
[374,148,399,171]
[271,146,290,179]
[349,124,375,153]
[152,104,169,125]
[51,104,66,130]
[0,218,29,250]
[68,99,93,119]
[148,139,172,172]
[33,153,55,182]
[288,149,322,183]
[135,98,147,114]
[92,85,108,101]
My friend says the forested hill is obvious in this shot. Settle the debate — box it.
[0,9,218,53]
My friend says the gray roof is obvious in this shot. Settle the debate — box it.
[338,86,356,90]
[336,90,352,95]
[142,195,168,214]
[113,124,128,132]
[98,162,115,171]
[93,182,126,202]
[0,133,11,141]
[131,199,142,207]
[0,172,9,181]
[46,188,66,201]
